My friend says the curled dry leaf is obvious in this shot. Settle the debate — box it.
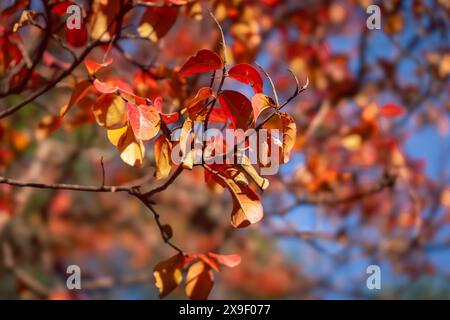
[178,49,223,77]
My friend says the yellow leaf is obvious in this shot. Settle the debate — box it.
[92,94,127,129]
[117,126,145,167]
[154,135,172,179]
[107,125,127,146]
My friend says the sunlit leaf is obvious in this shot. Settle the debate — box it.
[117,125,146,167]
[185,261,214,300]
[127,102,160,141]
[153,254,184,299]
[154,135,172,179]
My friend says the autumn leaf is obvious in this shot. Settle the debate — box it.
[238,154,269,190]
[107,125,127,146]
[153,253,184,299]
[93,79,117,94]
[211,164,263,228]
[228,63,263,93]
[127,102,160,141]
[138,7,179,41]
[208,252,242,268]
[185,261,214,300]
[66,23,88,48]
[117,125,146,167]
[178,49,223,77]
[229,183,264,228]
[154,135,172,179]
[198,253,220,272]
[60,80,91,116]
[380,103,404,117]
[263,112,296,163]
[185,87,214,112]
[251,93,276,121]
[84,58,113,76]
[218,90,254,130]
[92,94,127,129]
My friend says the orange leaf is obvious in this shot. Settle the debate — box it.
[178,49,223,77]
[61,80,91,116]
[185,261,214,300]
[93,79,117,94]
[263,112,296,163]
[127,102,160,141]
[198,253,220,272]
[251,93,275,121]
[208,252,242,268]
[186,87,214,111]
[229,184,264,228]
[84,58,113,76]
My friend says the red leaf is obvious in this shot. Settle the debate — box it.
[127,102,160,141]
[153,96,179,124]
[380,103,404,117]
[178,49,223,77]
[139,7,179,39]
[52,1,73,16]
[218,90,254,130]
[228,63,263,93]
[66,23,88,48]
[198,253,220,272]
[93,79,117,94]
[207,252,242,268]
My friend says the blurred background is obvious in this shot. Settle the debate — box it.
[0,0,449,299]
